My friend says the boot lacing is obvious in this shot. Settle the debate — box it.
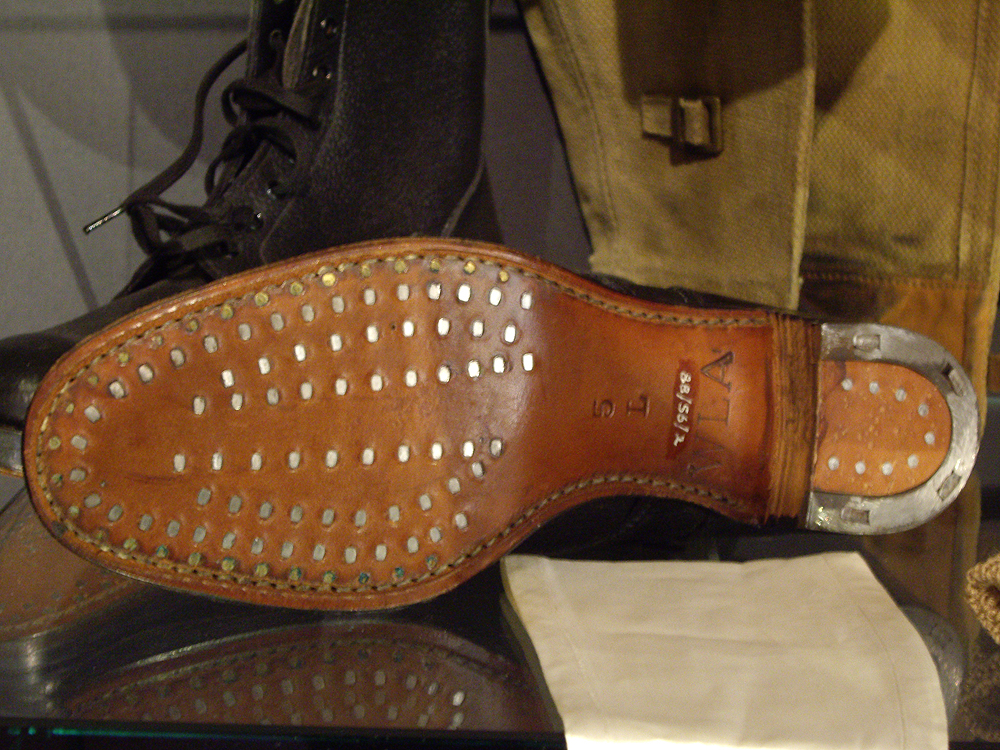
[85,35,322,295]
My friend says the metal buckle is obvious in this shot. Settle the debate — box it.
[640,94,723,155]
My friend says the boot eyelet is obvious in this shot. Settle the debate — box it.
[319,17,338,37]
[265,182,281,200]
[312,64,332,81]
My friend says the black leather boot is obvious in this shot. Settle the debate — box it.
[0,0,497,475]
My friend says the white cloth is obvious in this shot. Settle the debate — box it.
[502,552,946,750]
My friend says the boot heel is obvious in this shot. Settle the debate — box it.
[806,323,978,534]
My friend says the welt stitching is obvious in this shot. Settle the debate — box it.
[48,474,733,599]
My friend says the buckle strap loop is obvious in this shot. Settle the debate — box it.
[640,94,723,155]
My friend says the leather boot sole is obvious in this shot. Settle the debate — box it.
[23,239,979,610]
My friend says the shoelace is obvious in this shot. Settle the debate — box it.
[86,38,322,294]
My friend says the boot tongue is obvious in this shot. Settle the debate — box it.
[281,0,319,90]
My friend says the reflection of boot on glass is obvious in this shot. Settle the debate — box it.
[63,620,553,732]
[0,0,496,476]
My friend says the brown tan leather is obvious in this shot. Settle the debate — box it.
[0,490,140,642]
[813,360,950,497]
[24,239,829,609]
[65,621,552,731]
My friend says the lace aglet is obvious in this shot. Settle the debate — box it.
[83,206,124,235]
